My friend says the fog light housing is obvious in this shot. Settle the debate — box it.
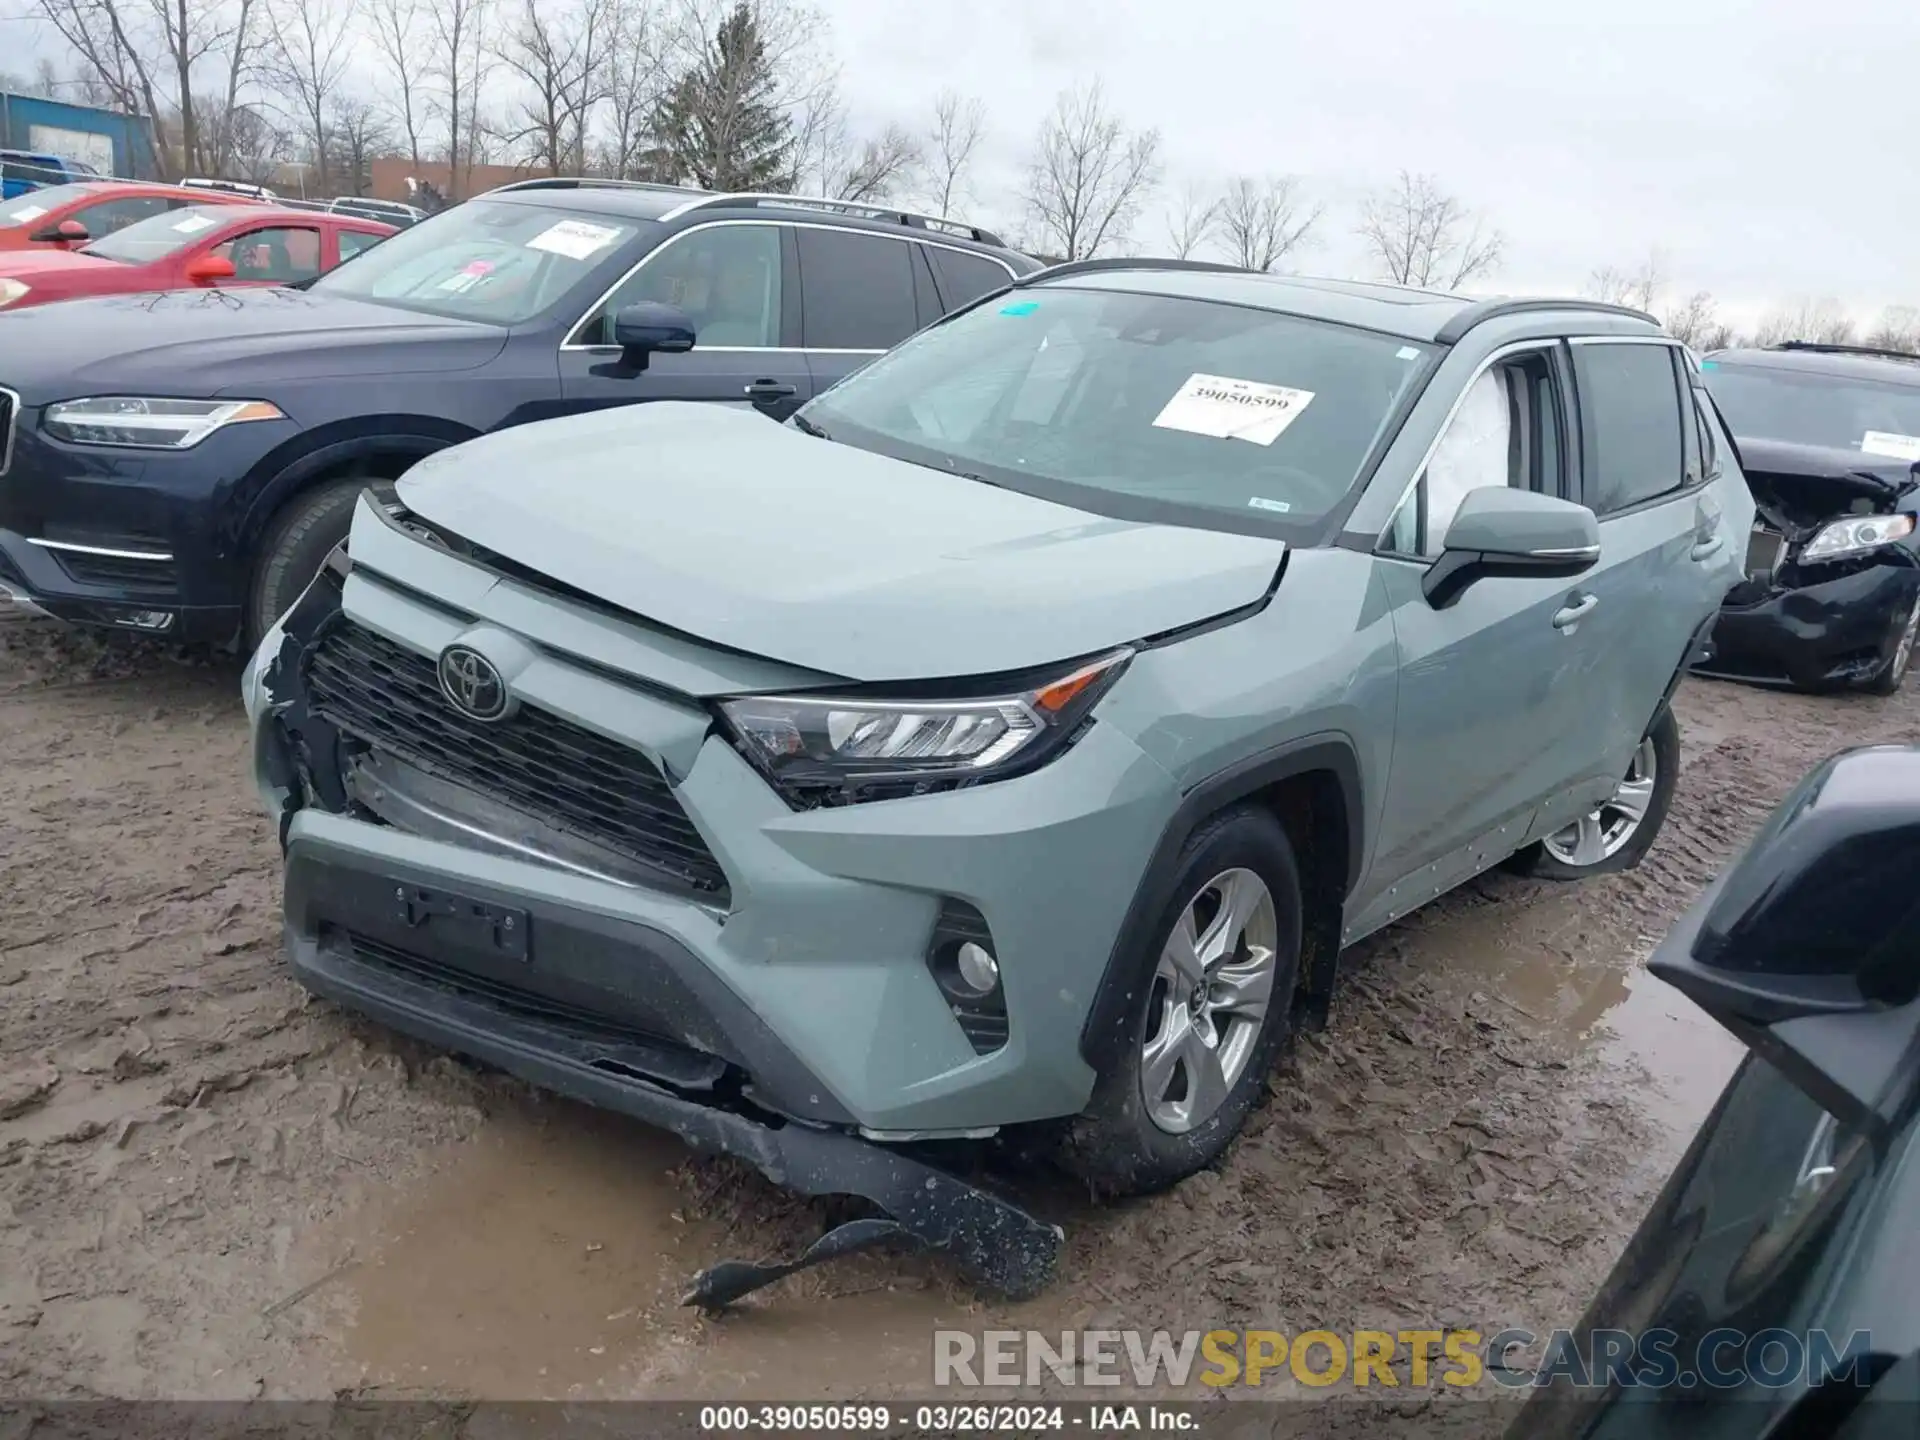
[927,900,1008,1054]
[110,608,174,631]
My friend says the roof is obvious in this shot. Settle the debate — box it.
[1707,345,1920,385]
[1026,265,1662,343]
[176,201,395,230]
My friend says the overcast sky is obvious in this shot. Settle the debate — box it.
[6,0,1913,323]
[818,0,1916,324]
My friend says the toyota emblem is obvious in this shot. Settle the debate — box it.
[437,644,510,721]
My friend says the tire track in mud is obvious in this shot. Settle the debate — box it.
[2,610,1915,1408]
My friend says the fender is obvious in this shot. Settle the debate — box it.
[229,417,480,554]
[1078,731,1365,1071]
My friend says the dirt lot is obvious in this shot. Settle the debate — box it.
[2,603,1914,1410]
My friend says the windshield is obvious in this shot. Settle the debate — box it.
[310,199,646,324]
[801,285,1435,534]
[81,207,236,264]
[0,184,91,226]
[1703,360,1920,459]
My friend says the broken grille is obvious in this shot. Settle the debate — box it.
[303,620,729,899]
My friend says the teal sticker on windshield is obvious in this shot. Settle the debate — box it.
[1700,359,1719,369]
[1000,300,1039,316]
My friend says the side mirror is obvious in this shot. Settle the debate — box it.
[31,218,88,245]
[1421,488,1600,608]
[1649,745,1920,1135]
[183,253,238,284]
[611,301,696,373]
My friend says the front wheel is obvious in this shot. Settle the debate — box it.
[1058,807,1303,1198]
[247,475,396,649]
[1862,589,1920,696]
[1510,705,1680,880]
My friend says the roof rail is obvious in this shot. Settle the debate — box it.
[1771,341,1920,364]
[656,191,1009,249]
[488,176,701,198]
[1432,297,1660,345]
[1014,256,1252,287]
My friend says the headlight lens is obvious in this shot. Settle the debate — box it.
[718,649,1133,805]
[43,397,286,449]
[0,279,30,308]
[1800,513,1915,563]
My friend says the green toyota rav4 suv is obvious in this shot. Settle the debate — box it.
[245,261,1753,1298]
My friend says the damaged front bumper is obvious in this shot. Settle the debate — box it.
[1698,551,1920,689]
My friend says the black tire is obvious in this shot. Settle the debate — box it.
[1508,705,1680,880]
[1058,806,1303,1198]
[247,475,395,648]
[1861,590,1920,696]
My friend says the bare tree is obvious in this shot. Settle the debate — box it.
[325,96,393,195]
[31,0,185,177]
[370,0,429,170]
[1214,174,1320,272]
[921,88,983,219]
[1355,169,1503,291]
[1162,177,1217,259]
[265,0,352,190]
[790,94,918,202]
[425,0,494,196]
[1663,290,1736,352]
[598,0,674,178]
[1864,305,1920,354]
[1588,251,1666,313]
[1754,298,1857,348]
[1020,79,1161,261]
[498,0,616,174]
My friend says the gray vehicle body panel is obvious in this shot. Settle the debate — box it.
[246,282,1752,1137]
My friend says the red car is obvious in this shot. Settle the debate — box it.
[0,204,394,312]
[0,181,261,251]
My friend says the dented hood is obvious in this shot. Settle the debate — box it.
[1738,437,1920,524]
[396,402,1288,682]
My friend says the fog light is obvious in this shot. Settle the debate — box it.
[112,609,175,631]
[956,941,999,995]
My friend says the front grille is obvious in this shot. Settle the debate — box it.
[304,620,729,898]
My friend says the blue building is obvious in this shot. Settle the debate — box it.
[0,92,160,180]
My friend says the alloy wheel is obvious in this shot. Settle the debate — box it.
[1140,868,1279,1135]
[1543,737,1659,869]
[1890,593,1920,684]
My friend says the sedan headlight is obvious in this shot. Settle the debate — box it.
[718,649,1133,805]
[1800,513,1915,564]
[43,397,286,450]
[0,279,30,309]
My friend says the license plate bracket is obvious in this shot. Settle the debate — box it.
[393,884,530,962]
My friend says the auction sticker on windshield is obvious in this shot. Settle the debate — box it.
[8,205,46,222]
[1862,431,1920,462]
[173,214,217,234]
[525,219,625,261]
[1153,373,1315,446]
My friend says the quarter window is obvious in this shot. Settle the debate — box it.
[927,247,1014,311]
[581,223,782,348]
[796,228,919,350]
[1573,342,1687,515]
[337,229,385,261]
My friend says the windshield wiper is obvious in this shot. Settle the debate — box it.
[789,413,831,440]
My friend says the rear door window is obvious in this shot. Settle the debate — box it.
[796,228,919,351]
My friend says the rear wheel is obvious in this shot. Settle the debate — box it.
[247,475,396,649]
[1509,706,1679,880]
[1862,589,1920,696]
[1058,807,1303,1197]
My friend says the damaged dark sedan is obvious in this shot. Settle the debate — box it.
[1694,343,1920,694]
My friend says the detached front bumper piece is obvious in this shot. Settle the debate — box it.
[285,908,1063,1306]
[1697,561,1920,689]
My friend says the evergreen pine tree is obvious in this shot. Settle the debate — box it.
[655,4,794,192]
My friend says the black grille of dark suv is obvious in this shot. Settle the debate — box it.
[303,620,729,898]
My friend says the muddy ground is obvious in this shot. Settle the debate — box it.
[1,602,1913,1417]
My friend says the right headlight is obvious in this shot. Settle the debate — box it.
[0,279,31,309]
[1800,513,1914,563]
[717,649,1133,806]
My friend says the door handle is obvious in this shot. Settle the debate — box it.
[1690,534,1726,561]
[744,380,798,402]
[1553,593,1599,629]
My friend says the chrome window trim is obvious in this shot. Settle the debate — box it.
[27,537,174,562]
[558,217,1018,355]
[0,385,17,477]
[1372,339,1566,557]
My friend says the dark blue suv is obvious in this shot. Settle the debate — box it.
[0,179,1036,645]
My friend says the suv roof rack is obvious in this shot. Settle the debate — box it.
[656,191,1009,249]
[1771,341,1920,364]
[1015,256,1252,287]
[490,176,702,197]
[1433,297,1659,345]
